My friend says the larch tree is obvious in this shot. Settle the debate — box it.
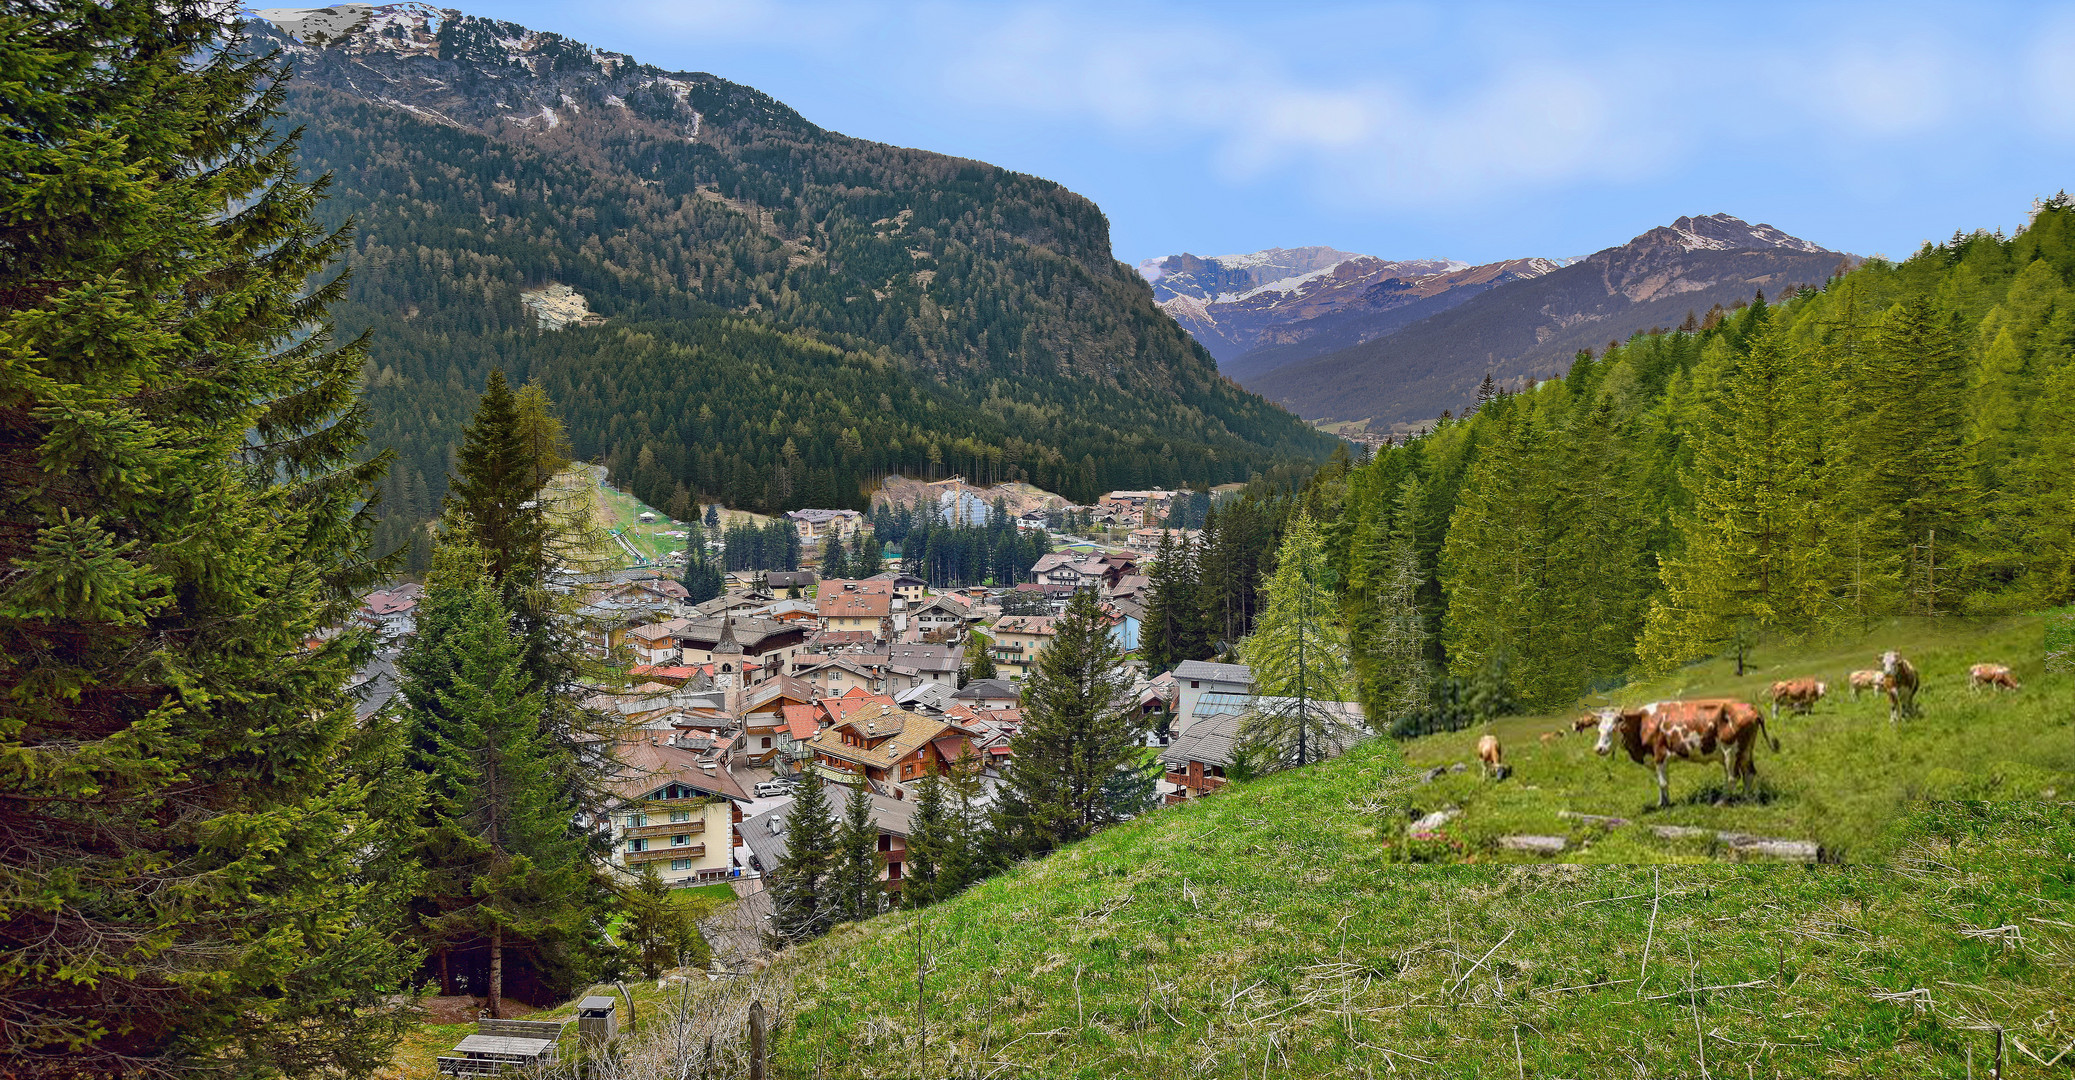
[1237,514,1362,768]
[1640,327,1842,671]
[992,590,1144,858]
[0,5,415,1072]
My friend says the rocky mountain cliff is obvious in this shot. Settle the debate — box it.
[1245,214,1850,427]
[246,4,1334,551]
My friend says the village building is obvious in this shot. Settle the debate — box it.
[356,583,422,640]
[602,735,751,886]
[909,593,972,641]
[785,508,864,543]
[950,678,1021,711]
[739,788,916,894]
[816,581,898,640]
[990,614,1059,681]
[804,697,982,795]
[735,676,819,767]
[1172,660,1253,736]
[1158,711,1238,805]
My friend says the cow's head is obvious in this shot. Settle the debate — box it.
[1592,709,1630,757]
[1880,650,1902,676]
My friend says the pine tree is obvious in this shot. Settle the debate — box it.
[0,7,414,1070]
[399,545,604,1017]
[832,784,884,921]
[705,504,721,528]
[767,776,837,943]
[1139,531,1183,672]
[1238,514,1362,767]
[992,590,1144,858]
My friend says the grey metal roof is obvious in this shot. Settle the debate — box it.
[1160,711,1241,770]
[1174,660,1252,683]
[952,679,1021,700]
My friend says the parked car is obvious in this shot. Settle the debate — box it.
[753,780,797,798]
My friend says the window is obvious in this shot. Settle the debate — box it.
[887,861,902,880]
[761,737,772,749]
[625,813,646,828]
[672,834,691,847]
[625,838,647,853]
[670,858,693,871]
[877,834,891,852]
[1190,681,1200,689]
[669,809,691,823]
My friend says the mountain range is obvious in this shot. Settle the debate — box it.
[1149,215,1849,427]
[246,5,1335,561]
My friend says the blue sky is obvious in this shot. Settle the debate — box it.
[439,1,2075,266]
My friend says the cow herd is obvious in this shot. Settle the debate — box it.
[1470,650,2023,810]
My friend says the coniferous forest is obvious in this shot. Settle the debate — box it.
[1174,202,2075,729]
[254,15,1338,566]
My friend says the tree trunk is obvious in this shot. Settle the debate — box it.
[487,925,503,1018]
[440,947,453,997]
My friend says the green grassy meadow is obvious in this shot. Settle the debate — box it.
[752,755,2073,1078]
[1400,616,2070,862]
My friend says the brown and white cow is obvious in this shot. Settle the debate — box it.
[1880,650,1921,723]
[1846,669,1882,701]
[1766,677,1827,720]
[1476,734,1507,780]
[1968,663,2020,692]
[1594,698,1779,809]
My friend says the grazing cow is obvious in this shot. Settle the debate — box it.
[1594,699,1778,809]
[1968,663,2020,692]
[1766,678,1827,720]
[1540,731,1563,747]
[1476,734,1507,780]
[1880,651,1921,723]
[1847,669,1882,701]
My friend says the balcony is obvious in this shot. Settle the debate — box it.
[624,843,707,866]
[621,818,706,840]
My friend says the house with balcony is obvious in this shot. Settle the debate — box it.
[804,697,981,796]
[603,736,751,887]
[784,508,864,544]
[816,581,897,641]
[990,615,1058,681]
[1172,659,1253,736]
[1158,711,1239,805]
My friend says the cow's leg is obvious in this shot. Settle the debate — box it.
[1656,761,1671,809]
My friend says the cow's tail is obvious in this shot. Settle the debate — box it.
[1755,713,1780,754]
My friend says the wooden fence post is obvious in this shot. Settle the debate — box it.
[749,1000,767,1080]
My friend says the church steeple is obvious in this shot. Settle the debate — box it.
[714,609,743,654]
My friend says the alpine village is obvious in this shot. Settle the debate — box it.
[4,4,2072,1079]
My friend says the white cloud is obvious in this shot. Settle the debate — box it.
[606,0,2066,211]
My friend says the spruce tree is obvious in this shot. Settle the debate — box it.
[0,7,413,1070]
[1860,298,1978,613]
[992,590,1144,858]
[767,776,837,943]
[902,771,950,906]
[832,784,884,921]
[399,544,603,1016]
[822,535,851,580]
[1237,514,1362,767]
[1355,477,1433,728]
[622,865,705,978]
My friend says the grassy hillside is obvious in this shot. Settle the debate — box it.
[1400,616,2071,862]
[744,753,2071,1078]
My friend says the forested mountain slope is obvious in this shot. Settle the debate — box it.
[249,9,1333,564]
[1304,199,2075,724]
[1252,214,1849,424]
